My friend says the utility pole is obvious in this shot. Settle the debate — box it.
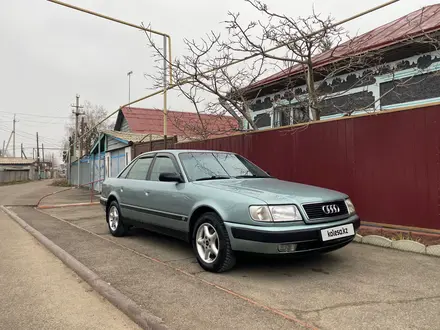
[71,94,84,187]
[51,153,54,179]
[5,131,12,157]
[2,141,5,157]
[21,143,27,159]
[36,132,40,180]
[80,117,85,160]
[42,143,45,162]
[127,71,133,107]
[67,136,72,184]
[12,114,16,158]
[163,36,168,149]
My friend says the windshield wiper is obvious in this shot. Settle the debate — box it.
[234,174,272,179]
[195,175,231,181]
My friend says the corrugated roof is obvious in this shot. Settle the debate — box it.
[102,130,163,143]
[0,157,36,165]
[120,107,239,138]
[247,5,440,91]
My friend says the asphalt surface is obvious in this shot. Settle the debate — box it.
[0,179,59,205]
[0,207,140,330]
[3,181,440,330]
[0,179,94,206]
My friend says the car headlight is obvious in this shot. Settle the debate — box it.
[249,206,272,222]
[345,198,356,215]
[269,205,302,222]
[249,205,302,222]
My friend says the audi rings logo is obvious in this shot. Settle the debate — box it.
[322,204,340,215]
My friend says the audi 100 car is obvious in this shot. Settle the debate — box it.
[100,150,360,272]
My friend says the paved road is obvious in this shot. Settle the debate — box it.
[0,208,141,330]
[4,181,440,330]
[0,180,59,205]
[0,179,95,206]
[17,203,440,330]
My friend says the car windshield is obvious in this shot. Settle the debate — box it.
[179,152,270,181]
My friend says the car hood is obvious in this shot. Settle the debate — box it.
[194,178,347,205]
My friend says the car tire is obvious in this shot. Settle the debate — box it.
[192,212,236,273]
[106,200,127,237]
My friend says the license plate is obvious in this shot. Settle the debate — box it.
[321,224,354,241]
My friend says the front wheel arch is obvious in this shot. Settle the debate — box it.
[191,211,236,272]
[188,206,222,242]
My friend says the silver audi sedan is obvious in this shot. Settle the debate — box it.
[100,150,360,272]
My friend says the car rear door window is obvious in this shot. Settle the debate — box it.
[118,159,136,179]
[149,156,178,181]
[126,157,153,180]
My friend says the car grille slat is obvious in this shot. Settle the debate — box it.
[303,201,348,220]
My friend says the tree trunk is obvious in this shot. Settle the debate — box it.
[306,59,320,121]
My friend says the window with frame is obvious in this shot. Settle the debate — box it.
[126,157,153,180]
[273,107,291,127]
[380,72,440,107]
[273,104,309,127]
[319,91,374,116]
[253,112,271,128]
[149,156,178,181]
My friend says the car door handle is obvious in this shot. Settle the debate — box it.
[144,191,149,197]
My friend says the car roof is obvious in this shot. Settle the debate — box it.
[139,149,234,157]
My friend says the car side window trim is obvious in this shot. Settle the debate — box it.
[118,158,138,179]
[126,156,154,180]
[147,152,185,182]
[119,152,156,179]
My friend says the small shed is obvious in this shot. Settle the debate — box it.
[89,130,163,191]
[0,158,37,183]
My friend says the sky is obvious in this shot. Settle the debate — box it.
[0,0,438,159]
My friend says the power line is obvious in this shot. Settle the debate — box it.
[13,128,61,143]
[0,125,61,147]
[18,119,70,124]
[0,110,71,119]
[22,147,65,150]
[51,0,401,147]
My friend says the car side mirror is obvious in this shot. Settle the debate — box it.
[159,172,183,183]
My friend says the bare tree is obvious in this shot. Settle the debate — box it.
[63,101,112,159]
[143,24,270,136]
[221,0,387,121]
[222,1,440,123]
[144,1,440,132]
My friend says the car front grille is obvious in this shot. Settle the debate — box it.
[302,200,348,220]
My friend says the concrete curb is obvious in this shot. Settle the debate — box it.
[37,202,100,209]
[426,245,440,256]
[362,235,392,248]
[355,233,440,257]
[0,205,168,330]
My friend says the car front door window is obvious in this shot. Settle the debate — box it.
[143,155,189,231]
[149,156,178,181]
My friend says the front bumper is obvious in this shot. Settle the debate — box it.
[100,197,107,211]
[225,215,360,254]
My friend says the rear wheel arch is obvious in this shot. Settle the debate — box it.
[106,194,118,221]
